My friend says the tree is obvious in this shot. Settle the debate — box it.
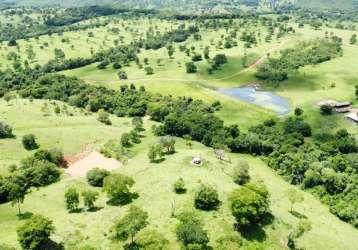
[233,160,250,185]
[8,39,17,47]
[82,190,99,211]
[159,136,176,154]
[121,133,131,147]
[22,134,39,150]
[0,122,13,138]
[176,211,209,247]
[194,184,220,210]
[118,70,128,80]
[65,187,80,212]
[97,109,111,125]
[86,168,110,187]
[350,34,357,45]
[103,173,135,205]
[174,178,186,194]
[294,107,303,116]
[287,219,311,249]
[144,66,154,75]
[136,229,169,250]
[215,234,242,250]
[185,62,197,73]
[285,188,304,212]
[6,174,28,217]
[320,104,333,115]
[148,144,164,162]
[111,205,148,244]
[17,215,55,250]
[132,117,144,131]
[203,46,210,59]
[229,183,270,227]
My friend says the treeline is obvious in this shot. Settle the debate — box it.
[256,38,343,82]
[43,6,155,26]
[0,6,155,42]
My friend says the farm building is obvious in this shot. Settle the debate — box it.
[335,102,352,113]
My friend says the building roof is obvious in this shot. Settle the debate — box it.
[346,112,358,122]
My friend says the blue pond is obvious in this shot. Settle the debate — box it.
[217,87,291,115]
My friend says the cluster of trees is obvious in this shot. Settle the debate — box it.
[256,38,343,82]
[0,149,63,215]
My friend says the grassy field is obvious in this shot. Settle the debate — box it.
[0,98,133,175]
[1,102,358,249]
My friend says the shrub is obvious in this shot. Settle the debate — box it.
[0,122,13,138]
[82,190,99,211]
[144,66,154,75]
[229,183,270,227]
[176,211,209,247]
[97,109,111,125]
[22,134,39,150]
[64,187,80,212]
[185,62,197,73]
[320,104,333,115]
[86,168,110,187]
[174,178,186,194]
[17,215,55,250]
[103,173,135,205]
[121,133,131,147]
[194,184,220,210]
[233,160,250,185]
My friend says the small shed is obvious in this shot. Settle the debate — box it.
[335,102,352,113]
[346,112,358,123]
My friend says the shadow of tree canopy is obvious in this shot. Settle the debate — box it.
[107,192,139,206]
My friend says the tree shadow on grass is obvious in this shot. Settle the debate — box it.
[150,158,165,164]
[18,211,33,220]
[289,211,307,219]
[87,206,104,212]
[107,192,139,206]
[40,240,64,250]
[235,213,274,242]
[69,208,84,214]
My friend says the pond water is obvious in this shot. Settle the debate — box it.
[217,87,290,115]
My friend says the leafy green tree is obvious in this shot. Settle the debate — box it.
[17,215,55,250]
[215,234,242,250]
[144,66,154,75]
[6,174,28,217]
[148,144,164,163]
[22,134,39,150]
[285,188,304,212]
[0,122,13,138]
[294,107,303,116]
[82,190,99,211]
[320,105,333,115]
[132,117,144,131]
[287,219,311,249]
[176,211,209,247]
[229,183,270,227]
[194,184,220,211]
[174,178,186,194]
[350,34,357,45]
[185,62,197,73]
[159,136,176,154]
[103,173,135,205]
[233,160,250,185]
[136,229,168,250]
[121,133,132,147]
[97,109,111,125]
[111,205,148,244]
[86,168,110,187]
[203,46,210,59]
[65,187,80,212]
